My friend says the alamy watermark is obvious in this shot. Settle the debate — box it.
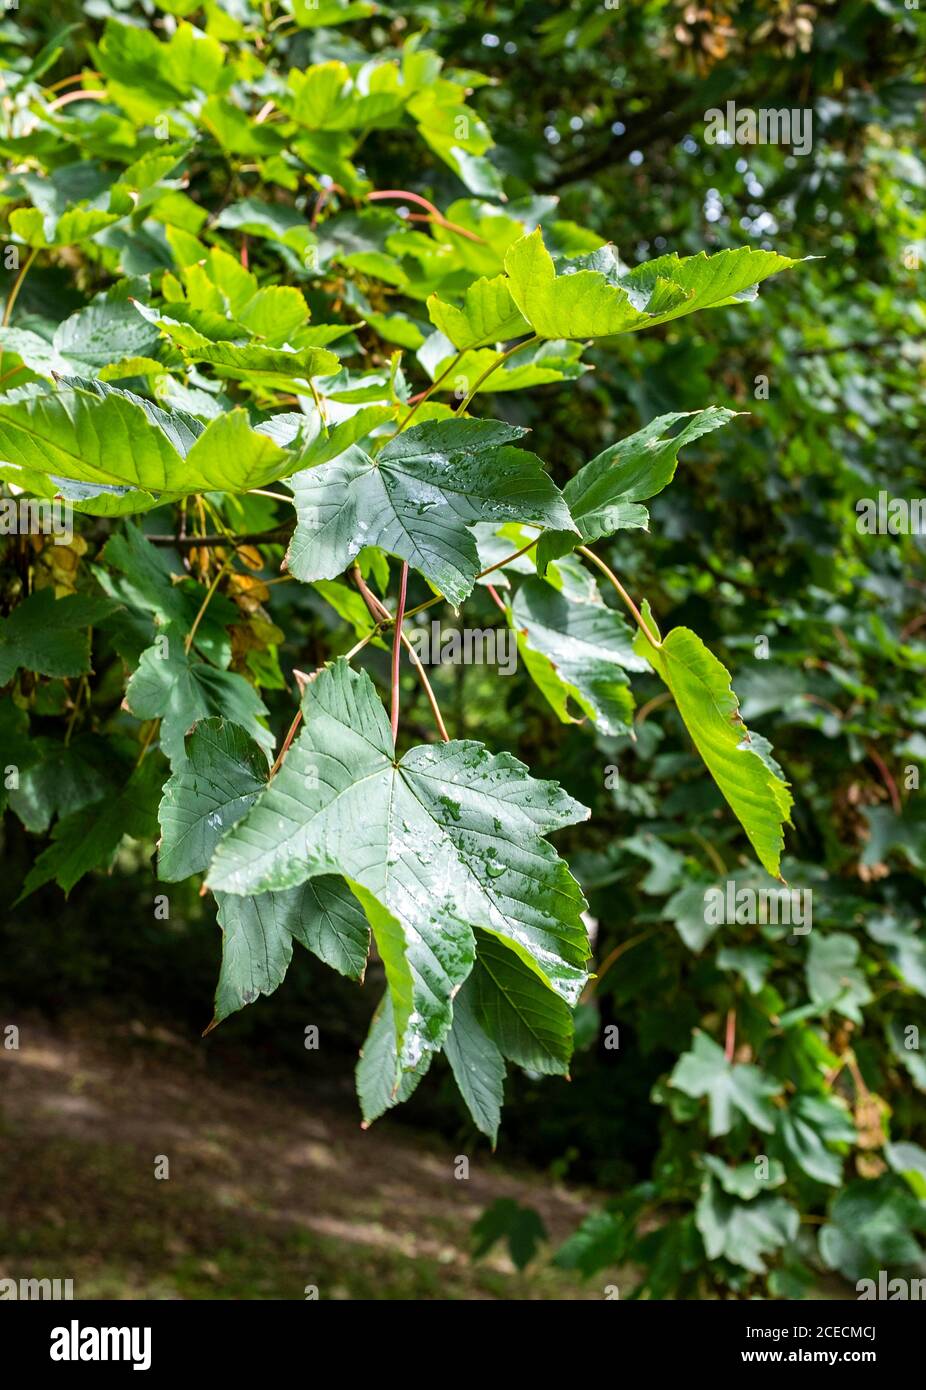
[703,881,812,934]
[408,619,517,676]
[704,101,813,156]
[857,1271,926,1299]
[1,1276,74,1299]
[0,497,73,544]
[855,492,926,536]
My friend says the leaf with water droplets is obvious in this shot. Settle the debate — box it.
[285,417,576,607]
[207,659,591,1076]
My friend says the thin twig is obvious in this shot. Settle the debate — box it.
[578,545,661,647]
[390,562,409,743]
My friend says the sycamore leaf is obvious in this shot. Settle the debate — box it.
[10,204,122,248]
[633,607,792,877]
[443,976,506,1144]
[0,590,118,685]
[696,1181,799,1274]
[427,275,530,349]
[469,929,575,1076]
[17,758,162,901]
[285,418,575,606]
[537,408,738,569]
[670,1032,782,1136]
[125,625,274,770]
[212,877,369,1025]
[207,660,590,1072]
[356,993,433,1127]
[504,229,800,342]
[0,388,294,497]
[157,719,269,881]
[511,572,646,736]
[818,1180,926,1283]
[805,932,873,1022]
[775,1095,855,1187]
[419,334,587,395]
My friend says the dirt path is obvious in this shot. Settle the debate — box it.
[0,1014,603,1299]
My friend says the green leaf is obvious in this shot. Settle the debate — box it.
[443,976,506,1144]
[6,733,118,833]
[669,1031,781,1136]
[125,626,273,770]
[776,1095,855,1186]
[0,388,294,497]
[472,1198,547,1270]
[206,660,590,1071]
[886,1141,926,1201]
[469,930,575,1076]
[805,932,873,1022]
[355,992,433,1127]
[819,1179,926,1282]
[701,1153,787,1199]
[633,611,792,877]
[17,758,162,900]
[695,1180,799,1274]
[212,875,369,1025]
[0,590,118,685]
[536,408,738,569]
[504,230,800,342]
[511,572,646,735]
[285,418,575,606]
[157,719,268,881]
[427,275,530,349]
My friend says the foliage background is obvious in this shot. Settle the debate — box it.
[1,0,924,1299]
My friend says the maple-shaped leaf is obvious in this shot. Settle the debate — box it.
[669,1032,782,1136]
[537,408,738,570]
[696,1181,799,1274]
[504,229,800,342]
[634,606,792,878]
[285,418,575,606]
[125,625,274,770]
[427,275,530,349]
[0,590,119,686]
[510,568,646,736]
[207,659,590,1075]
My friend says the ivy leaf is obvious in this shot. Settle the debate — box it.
[206,660,590,1072]
[443,976,506,1144]
[669,1032,782,1136]
[17,758,162,901]
[511,573,646,735]
[427,275,530,349]
[0,590,118,685]
[695,1180,799,1274]
[125,625,273,770]
[285,418,575,606]
[633,608,792,878]
[536,408,738,570]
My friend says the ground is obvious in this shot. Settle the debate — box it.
[0,1014,604,1300]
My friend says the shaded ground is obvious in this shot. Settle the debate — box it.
[0,1014,605,1300]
